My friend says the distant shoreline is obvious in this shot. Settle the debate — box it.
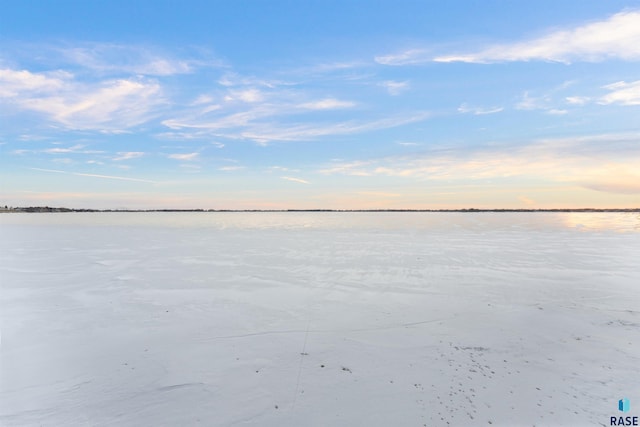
[2,207,639,213]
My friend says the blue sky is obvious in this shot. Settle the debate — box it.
[1,0,639,209]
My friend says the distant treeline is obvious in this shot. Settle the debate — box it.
[2,206,639,213]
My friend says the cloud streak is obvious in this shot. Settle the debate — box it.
[375,49,429,66]
[599,80,640,105]
[434,10,640,64]
[163,87,431,143]
[113,151,145,161]
[29,167,157,183]
[1,67,164,131]
[0,68,69,97]
[376,10,640,65]
[299,98,355,110]
[167,152,199,161]
[233,112,432,143]
[378,80,409,95]
[320,132,640,194]
[281,176,310,184]
[59,43,221,76]
[458,103,503,115]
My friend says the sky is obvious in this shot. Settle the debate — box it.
[1,0,639,209]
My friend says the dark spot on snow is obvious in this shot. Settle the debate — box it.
[341,367,352,373]
[320,365,325,368]
[461,346,489,351]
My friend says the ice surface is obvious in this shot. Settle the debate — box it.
[1,212,639,426]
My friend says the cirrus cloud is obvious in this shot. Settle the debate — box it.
[281,176,310,184]
[435,10,640,64]
[299,98,355,110]
[1,67,164,131]
[113,151,145,161]
[0,68,69,97]
[376,10,640,65]
[458,103,503,115]
[599,80,640,106]
[167,152,199,161]
[319,132,640,195]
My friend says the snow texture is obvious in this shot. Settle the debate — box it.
[1,212,639,426]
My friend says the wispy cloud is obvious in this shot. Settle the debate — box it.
[224,88,265,103]
[512,79,640,111]
[458,103,503,115]
[281,176,310,184]
[268,165,300,173]
[378,80,409,95]
[433,10,640,64]
[191,94,215,105]
[59,43,220,76]
[113,151,145,161]
[234,112,432,143]
[599,80,640,105]
[0,68,69,97]
[11,144,105,156]
[217,72,294,88]
[375,11,640,66]
[319,160,375,177]
[299,98,355,110]
[319,132,640,194]
[219,165,244,171]
[167,152,199,161]
[290,61,364,76]
[565,96,590,105]
[515,91,555,111]
[44,146,83,154]
[374,49,429,66]
[163,81,431,144]
[26,78,163,130]
[1,67,165,131]
[29,167,156,183]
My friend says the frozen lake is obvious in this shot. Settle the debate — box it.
[1,212,639,426]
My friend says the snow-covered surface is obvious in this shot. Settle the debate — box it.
[1,212,639,426]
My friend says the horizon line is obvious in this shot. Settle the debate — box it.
[3,206,639,213]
